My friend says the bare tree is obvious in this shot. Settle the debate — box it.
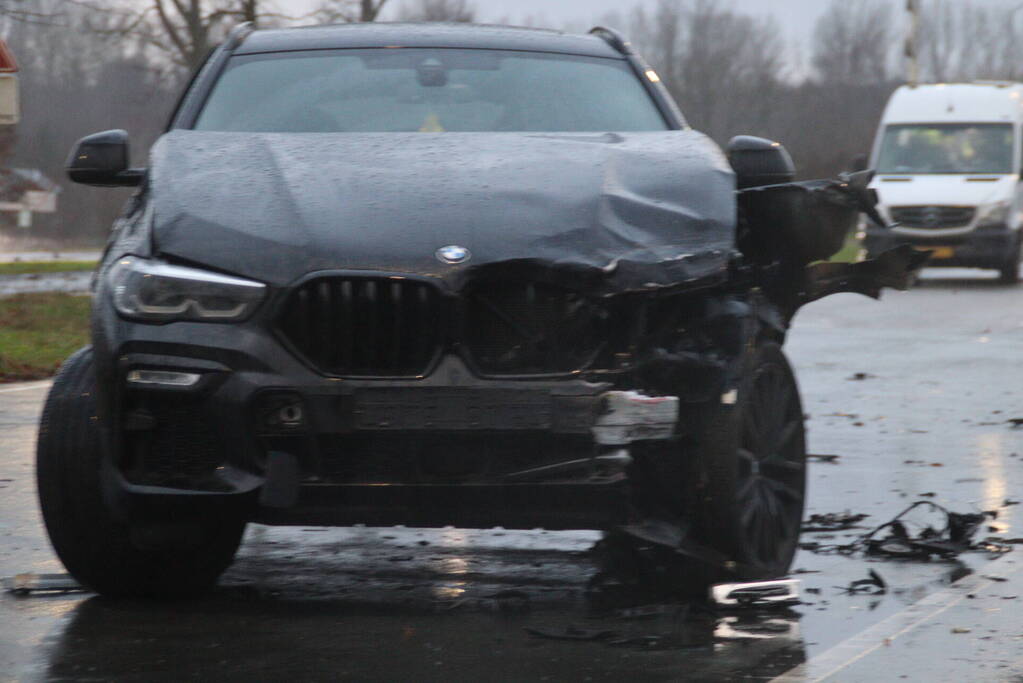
[397,0,474,22]
[917,0,1023,82]
[811,0,893,85]
[629,0,786,144]
[315,0,391,23]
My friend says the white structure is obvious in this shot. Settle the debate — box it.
[0,39,16,124]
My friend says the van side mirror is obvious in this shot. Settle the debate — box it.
[727,135,796,189]
[66,129,144,187]
[850,153,869,173]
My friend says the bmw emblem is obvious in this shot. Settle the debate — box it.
[436,245,471,264]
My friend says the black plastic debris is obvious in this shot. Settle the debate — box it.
[838,570,887,596]
[861,501,994,559]
[802,512,869,532]
[797,500,1004,559]
[1007,418,1023,429]
[2,573,84,595]
[847,372,875,381]
[807,454,841,464]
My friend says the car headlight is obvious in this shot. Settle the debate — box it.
[976,201,1010,228]
[108,256,266,322]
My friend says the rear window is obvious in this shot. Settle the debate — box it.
[194,48,669,133]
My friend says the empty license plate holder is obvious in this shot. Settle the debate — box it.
[353,388,553,430]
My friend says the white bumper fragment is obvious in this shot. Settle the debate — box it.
[591,390,679,445]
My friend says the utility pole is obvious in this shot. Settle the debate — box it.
[905,0,920,86]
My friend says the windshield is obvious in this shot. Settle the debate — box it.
[194,48,669,133]
[876,123,1015,174]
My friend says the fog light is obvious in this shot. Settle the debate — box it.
[126,369,201,387]
[277,404,304,427]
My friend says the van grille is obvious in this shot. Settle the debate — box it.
[278,276,444,377]
[890,205,975,229]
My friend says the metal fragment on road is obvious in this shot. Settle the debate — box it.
[710,579,801,607]
[2,573,84,594]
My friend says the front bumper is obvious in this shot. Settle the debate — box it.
[864,224,1018,269]
[94,295,682,529]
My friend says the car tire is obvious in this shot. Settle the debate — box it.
[36,346,246,598]
[998,236,1021,284]
[683,341,807,585]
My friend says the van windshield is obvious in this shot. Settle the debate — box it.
[194,48,669,133]
[877,123,1014,174]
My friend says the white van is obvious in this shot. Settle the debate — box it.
[863,82,1023,282]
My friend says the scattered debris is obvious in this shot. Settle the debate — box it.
[1008,418,1023,429]
[2,573,84,595]
[838,570,887,596]
[984,575,1009,583]
[862,501,993,559]
[614,604,671,619]
[606,635,664,648]
[798,501,1006,559]
[951,627,972,634]
[710,580,800,607]
[802,512,869,532]
[983,536,1023,545]
[847,372,875,381]
[1004,499,1021,507]
[525,625,619,642]
[807,454,841,463]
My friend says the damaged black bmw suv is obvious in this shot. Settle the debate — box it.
[39,22,924,597]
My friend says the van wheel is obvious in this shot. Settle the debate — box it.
[998,237,1021,284]
[36,347,246,598]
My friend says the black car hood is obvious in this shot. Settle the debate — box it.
[149,130,737,294]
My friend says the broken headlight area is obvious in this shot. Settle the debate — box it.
[109,256,266,323]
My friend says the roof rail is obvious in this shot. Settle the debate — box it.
[224,21,255,52]
[589,26,633,55]
[973,80,1018,88]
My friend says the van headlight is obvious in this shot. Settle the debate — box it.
[976,201,1010,228]
[108,256,266,322]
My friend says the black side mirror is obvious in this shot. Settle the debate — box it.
[850,153,869,173]
[726,135,795,189]
[66,129,144,187]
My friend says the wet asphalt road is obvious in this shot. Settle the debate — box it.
[2,267,1023,681]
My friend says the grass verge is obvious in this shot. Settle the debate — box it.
[829,232,863,263]
[0,293,91,382]
[0,260,98,275]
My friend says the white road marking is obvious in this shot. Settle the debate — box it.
[0,380,52,394]
[771,566,1020,682]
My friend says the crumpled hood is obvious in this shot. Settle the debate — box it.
[149,130,737,294]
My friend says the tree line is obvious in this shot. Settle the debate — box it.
[2,0,1022,244]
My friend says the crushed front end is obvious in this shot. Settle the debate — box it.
[93,264,765,530]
